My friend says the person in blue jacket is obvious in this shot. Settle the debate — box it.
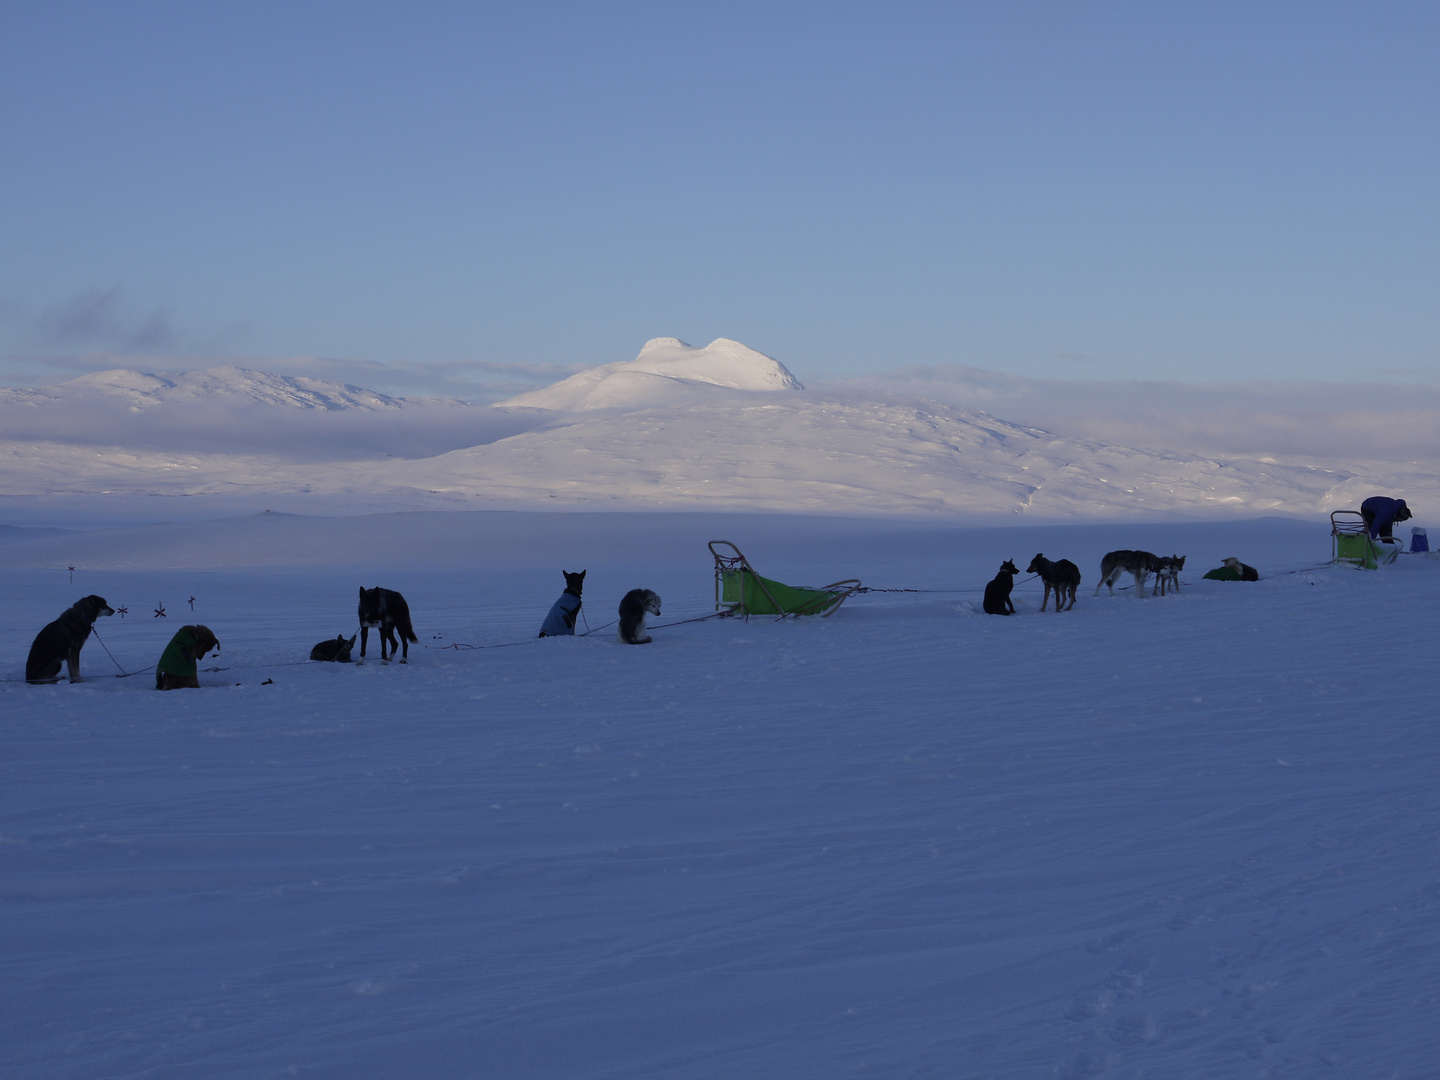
[1360,496,1412,540]
[538,570,586,637]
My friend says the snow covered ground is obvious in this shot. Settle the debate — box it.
[3,511,1438,1079]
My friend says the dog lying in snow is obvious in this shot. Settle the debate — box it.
[26,595,114,684]
[311,634,357,662]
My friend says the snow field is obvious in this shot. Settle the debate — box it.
[2,512,1438,1078]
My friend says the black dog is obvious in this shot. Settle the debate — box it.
[982,559,1019,615]
[26,595,115,684]
[357,587,417,663]
[1026,554,1081,613]
[311,633,357,662]
[538,570,586,638]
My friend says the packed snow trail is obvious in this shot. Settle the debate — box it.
[2,513,1438,1079]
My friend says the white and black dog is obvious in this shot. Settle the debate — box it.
[357,586,417,663]
[1152,555,1185,596]
[618,589,662,644]
[26,594,114,684]
[1095,550,1159,598]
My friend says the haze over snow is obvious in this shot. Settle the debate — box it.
[0,338,1433,528]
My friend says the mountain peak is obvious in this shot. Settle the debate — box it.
[499,337,803,412]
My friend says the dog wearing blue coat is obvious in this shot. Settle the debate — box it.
[539,570,586,637]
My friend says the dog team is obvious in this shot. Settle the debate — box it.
[983,549,1195,616]
[23,575,664,688]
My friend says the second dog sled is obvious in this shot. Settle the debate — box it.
[709,541,861,618]
[1330,510,1399,570]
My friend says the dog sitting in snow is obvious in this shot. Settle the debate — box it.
[310,633,357,662]
[357,586,417,663]
[26,594,115,684]
[538,570,586,637]
[618,588,662,644]
[982,559,1019,615]
[155,625,220,690]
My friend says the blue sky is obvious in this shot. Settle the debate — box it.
[1,2,1436,397]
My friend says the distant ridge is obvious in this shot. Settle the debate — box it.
[0,366,465,411]
[1,339,1436,523]
[500,337,803,411]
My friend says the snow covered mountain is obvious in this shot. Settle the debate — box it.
[0,366,451,412]
[0,366,541,461]
[0,342,1434,526]
[500,337,803,411]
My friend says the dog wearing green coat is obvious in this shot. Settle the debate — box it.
[156,625,220,689]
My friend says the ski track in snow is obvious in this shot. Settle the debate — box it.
[2,513,1438,1079]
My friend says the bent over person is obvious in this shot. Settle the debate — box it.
[1360,496,1412,540]
[156,624,220,689]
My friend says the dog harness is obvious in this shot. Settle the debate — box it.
[539,592,582,637]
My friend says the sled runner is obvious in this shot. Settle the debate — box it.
[709,540,861,618]
[1331,510,1398,570]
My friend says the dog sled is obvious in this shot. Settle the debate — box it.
[1330,510,1399,570]
[709,541,861,618]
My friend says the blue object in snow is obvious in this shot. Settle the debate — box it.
[1411,527,1429,553]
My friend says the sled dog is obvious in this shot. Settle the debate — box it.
[982,559,1019,616]
[156,625,220,690]
[618,589,662,644]
[311,633,357,662]
[357,586,418,663]
[1222,556,1259,582]
[1026,554,1080,613]
[539,570,586,638]
[25,595,114,684]
[1152,555,1185,596]
[1095,550,1159,598]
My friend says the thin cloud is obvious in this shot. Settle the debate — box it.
[29,287,178,351]
[1054,350,1117,366]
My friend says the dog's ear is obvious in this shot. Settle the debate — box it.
[358,586,365,598]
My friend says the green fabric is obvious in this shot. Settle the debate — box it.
[1202,566,1246,581]
[157,628,200,678]
[721,568,844,616]
[1334,531,1380,569]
